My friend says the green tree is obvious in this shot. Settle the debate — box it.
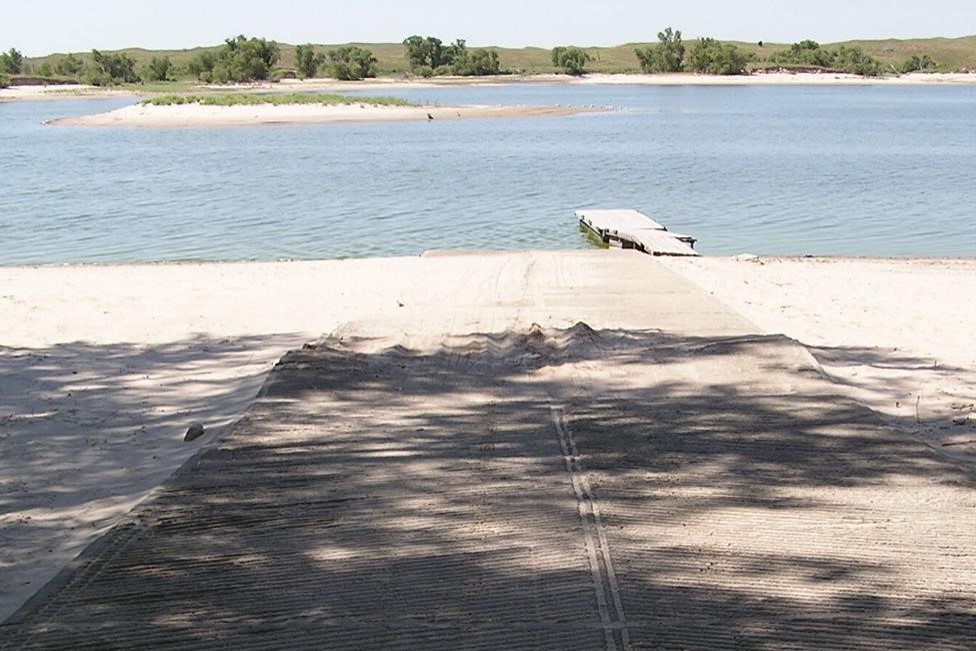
[688,38,750,75]
[295,44,326,79]
[454,48,500,76]
[635,27,685,73]
[37,62,53,77]
[771,40,833,68]
[186,51,217,81]
[0,72,9,88]
[55,53,84,77]
[85,49,140,85]
[552,46,590,75]
[0,47,24,74]
[833,46,882,76]
[402,35,428,68]
[327,46,377,80]
[899,54,936,73]
[445,39,501,75]
[402,35,453,71]
[210,35,281,83]
[443,38,466,70]
[141,56,173,82]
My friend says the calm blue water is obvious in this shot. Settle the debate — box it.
[1,84,974,264]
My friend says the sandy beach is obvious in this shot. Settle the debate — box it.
[0,84,138,101]
[5,71,976,105]
[50,101,597,127]
[575,71,976,85]
[1,251,974,622]
[660,256,976,445]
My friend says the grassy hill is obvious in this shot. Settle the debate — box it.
[21,35,976,78]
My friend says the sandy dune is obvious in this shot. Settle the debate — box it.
[1,251,974,623]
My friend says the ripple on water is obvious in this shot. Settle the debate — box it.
[1,85,975,263]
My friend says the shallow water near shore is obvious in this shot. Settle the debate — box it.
[1,83,974,264]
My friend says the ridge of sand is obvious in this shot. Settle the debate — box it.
[50,102,600,127]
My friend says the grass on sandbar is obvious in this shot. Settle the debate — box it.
[141,93,412,107]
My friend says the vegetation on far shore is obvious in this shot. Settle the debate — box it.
[140,93,411,107]
[401,36,501,77]
[3,32,975,90]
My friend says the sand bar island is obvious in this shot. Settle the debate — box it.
[50,92,601,127]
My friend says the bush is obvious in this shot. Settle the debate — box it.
[198,35,281,83]
[900,54,937,73]
[833,46,882,76]
[295,44,325,79]
[771,39,833,68]
[688,38,750,75]
[327,46,377,80]
[186,51,217,82]
[552,46,590,75]
[0,48,23,74]
[55,53,84,77]
[770,40,883,75]
[141,56,173,82]
[453,48,500,76]
[85,49,140,85]
[0,72,9,88]
[403,35,451,70]
[635,27,685,73]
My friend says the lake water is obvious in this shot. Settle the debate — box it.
[1,84,974,264]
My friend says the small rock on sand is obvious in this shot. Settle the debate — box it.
[184,423,206,442]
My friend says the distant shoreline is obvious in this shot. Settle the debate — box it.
[5,71,976,103]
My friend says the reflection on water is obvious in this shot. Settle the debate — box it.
[1,83,974,264]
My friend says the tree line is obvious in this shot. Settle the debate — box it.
[1,32,945,88]
[401,36,500,77]
[633,28,751,75]
[767,39,937,75]
[545,31,751,76]
[293,44,376,80]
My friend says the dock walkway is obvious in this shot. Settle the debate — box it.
[577,209,699,256]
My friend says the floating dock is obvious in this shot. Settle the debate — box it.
[576,209,699,256]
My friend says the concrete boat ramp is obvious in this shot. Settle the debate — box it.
[3,252,975,650]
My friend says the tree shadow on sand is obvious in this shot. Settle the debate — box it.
[2,325,975,649]
[0,333,310,621]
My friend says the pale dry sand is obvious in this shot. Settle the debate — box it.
[1,251,973,622]
[575,71,976,85]
[6,71,975,105]
[0,250,743,620]
[51,102,596,127]
[0,84,136,101]
[216,71,976,90]
[660,256,976,453]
